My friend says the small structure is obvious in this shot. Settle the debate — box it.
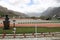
[3,15,10,30]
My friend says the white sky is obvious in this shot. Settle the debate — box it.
[0,0,60,14]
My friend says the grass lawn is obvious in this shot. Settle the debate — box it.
[0,27,60,34]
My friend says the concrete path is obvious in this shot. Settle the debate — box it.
[0,37,60,40]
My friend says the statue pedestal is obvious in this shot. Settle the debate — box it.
[3,21,10,30]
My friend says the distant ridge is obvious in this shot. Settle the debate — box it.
[41,7,60,18]
[0,6,28,18]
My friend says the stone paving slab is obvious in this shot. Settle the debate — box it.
[0,37,60,40]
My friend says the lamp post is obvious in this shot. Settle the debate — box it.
[35,24,37,38]
[13,20,16,38]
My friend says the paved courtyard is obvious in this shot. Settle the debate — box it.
[0,37,60,40]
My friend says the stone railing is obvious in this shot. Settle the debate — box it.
[0,32,60,38]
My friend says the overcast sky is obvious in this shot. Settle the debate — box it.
[0,0,60,14]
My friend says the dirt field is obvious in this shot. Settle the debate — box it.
[0,18,60,28]
[0,23,60,27]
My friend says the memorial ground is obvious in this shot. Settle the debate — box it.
[0,18,60,34]
[0,18,60,39]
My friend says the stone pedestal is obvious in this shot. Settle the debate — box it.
[3,15,10,30]
[3,21,10,30]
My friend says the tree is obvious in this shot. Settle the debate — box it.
[40,16,51,20]
[30,16,36,19]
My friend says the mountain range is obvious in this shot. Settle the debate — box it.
[0,6,60,18]
[41,7,60,18]
[27,7,60,18]
[0,6,28,18]
[26,13,41,17]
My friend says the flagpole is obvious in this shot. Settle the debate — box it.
[35,23,37,38]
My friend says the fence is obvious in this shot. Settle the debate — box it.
[0,32,60,38]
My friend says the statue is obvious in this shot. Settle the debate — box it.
[3,15,10,30]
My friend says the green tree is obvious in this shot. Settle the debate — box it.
[40,16,51,20]
[30,16,36,19]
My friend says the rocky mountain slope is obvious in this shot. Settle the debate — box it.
[41,7,60,18]
[0,6,28,18]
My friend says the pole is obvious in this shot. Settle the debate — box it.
[35,24,37,38]
[13,20,16,38]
